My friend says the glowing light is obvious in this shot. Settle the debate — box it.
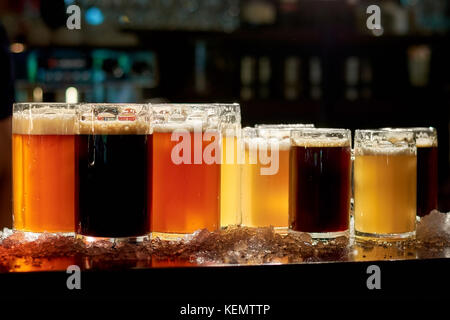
[85,7,104,26]
[65,87,78,103]
[33,87,43,102]
[119,15,130,24]
[372,26,384,37]
[10,42,25,54]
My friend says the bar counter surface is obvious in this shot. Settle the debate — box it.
[0,211,449,303]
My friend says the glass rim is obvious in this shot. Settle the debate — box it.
[290,128,351,147]
[355,129,415,140]
[13,102,78,111]
[151,103,238,108]
[255,123,315,128]
[80,103,149,107]
[354,129,416,151]
[290,128,351,134]
[380,127,437,134]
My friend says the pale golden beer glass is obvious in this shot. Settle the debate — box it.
[241,124,313,232]
[354,129,417,239]
[219,104,242,228]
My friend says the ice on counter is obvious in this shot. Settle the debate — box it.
[0,211,449,270]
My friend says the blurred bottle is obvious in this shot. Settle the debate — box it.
[241,56,256,100]
[284,56,301,100]
[309,57,322,100]
[258,56,271,99]
[407,45,431,87]
[277,0,300,27]
[360,58,373,99]
[345,56,359,101]
[382,0,409,35]
[241,0,277,27]
[412,0,448,34]
[195,40,207,95]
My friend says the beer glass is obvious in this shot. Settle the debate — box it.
[354,129,417,239]
[151,104,221,239]
[13,103,77,234]
[289,128,352,238]
[241,125,310,232]
[382,127,438,217]
[75,104,151,241]
[219,103,242,228]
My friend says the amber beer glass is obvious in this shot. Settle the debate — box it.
[241,125,313,232]
[382,127,438,217]
[219,104,242,228]
[289,128,352,238]
[151,104,221,238]
[13,103,77,233]
[75,104,150,241]
[354,129,417,239]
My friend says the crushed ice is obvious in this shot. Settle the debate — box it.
[0,211,449,271]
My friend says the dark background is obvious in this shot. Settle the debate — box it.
[0,0,449,210]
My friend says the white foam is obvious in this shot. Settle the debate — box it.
[13,113,77,135]
[416,137,437,148]
[291,137,350,148]
[153,123,218,133]
[245,137,291,151]
[356,145,415,156]
[79,120,149,135]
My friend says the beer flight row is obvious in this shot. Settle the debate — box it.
[12,103,438,241]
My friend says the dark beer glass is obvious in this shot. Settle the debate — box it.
[415,128,438,217]
[289,128,351,238]
[382,127,438,217]
[75,104,151,241]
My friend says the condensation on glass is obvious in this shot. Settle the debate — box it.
[354,129,417,240]
[151,104,222,239]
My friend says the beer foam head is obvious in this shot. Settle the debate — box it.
[153,122,220,133]
[380,127,437,148]
[416,137,436,148]
[291,138,350,148]
[256,123,315,129]
[291,128,351,148]
[152,104,221,131]
[79,103,150,135]
[355,129,415,155]
[356,145,415,156]
[79,120,149,135]
[13,105,77,135]
[245,137,291,151]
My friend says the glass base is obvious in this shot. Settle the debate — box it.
[289,229,349,239]
[13,230,75,240]
[220,224,241,230]
[151,232,193,241]
[355,230,416,241]
[76,234,150,244]
[274,227,288,235]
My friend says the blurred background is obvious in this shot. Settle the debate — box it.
[0,0,449,216]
